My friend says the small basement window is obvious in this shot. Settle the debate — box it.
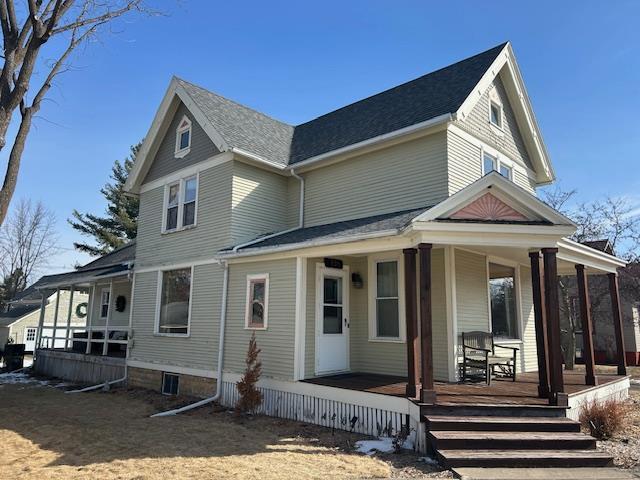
[162,372,179,395]
[489,101,503,128]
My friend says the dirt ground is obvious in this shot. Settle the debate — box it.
[0,380,451,480]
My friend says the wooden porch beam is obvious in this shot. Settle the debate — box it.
[528,251,550,398]
[576,264,597,385]
[403,248,420,398]
[542,247,565,404]
[608,272,628,376]
[418,243,436,403]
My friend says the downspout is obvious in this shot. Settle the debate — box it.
[67,265,136,394]
[151,259,229,416]
[290,168,304,227]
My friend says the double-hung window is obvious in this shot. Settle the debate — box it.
[488,262,519,339]
[489,100,503,129]
[163,175,198,232]
[245,274,269,329]
[174,116,192,158]
[157,268,192,335]
[369,255,404,341]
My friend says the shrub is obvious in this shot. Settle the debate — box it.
[579,397,628,439]
[235,332,262,415]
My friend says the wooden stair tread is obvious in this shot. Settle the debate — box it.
[438,449,612,458]
[430,431,592,441]
[425,415,578,425]
[451,467,634,480]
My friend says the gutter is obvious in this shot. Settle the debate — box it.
[151,259,229,416]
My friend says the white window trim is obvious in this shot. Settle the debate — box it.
[481,147,514,181]
[161,372,180,396]
[245,273,269,330]
[99,288,111,320]
[489,99,504,132]
[367,252,406,343]
[154,266,194,338]
[161,173,199,234]
[486,256,523,342]
[174,115,192,158]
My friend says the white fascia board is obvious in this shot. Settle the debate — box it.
[454,42,554,184]
[125,77,231,194]
[557,238,627,273]
[230,148,289,173]
[413,172,575,227]
[286,113,452,172]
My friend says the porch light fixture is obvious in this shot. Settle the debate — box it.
[351,273,363,289]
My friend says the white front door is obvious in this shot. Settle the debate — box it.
[24,327,37,352]
[315,265,350,375]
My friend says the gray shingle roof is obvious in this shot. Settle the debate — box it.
[178,43,506,166]
[0,304,40,327]
[222,207,429,253]
[178,79,294,166]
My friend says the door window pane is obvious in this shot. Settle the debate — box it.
[323,306,342,334]
[489,263,518,339]
[323,277,342,305]
[158,268,191,335]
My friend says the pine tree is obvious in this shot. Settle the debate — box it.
[236,333,263,414]
[69,143,141,256]
[0,268,25,310]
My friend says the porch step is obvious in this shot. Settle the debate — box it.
[425,415,581,432]
[428,431,596,451]
[420,403,569,418]
[452,467,635,480]
[437,449,614,468]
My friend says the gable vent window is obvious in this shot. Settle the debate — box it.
[174,116,192,158]
[163,175,198,233]
[162,372,179,395]
[489,101,503,129]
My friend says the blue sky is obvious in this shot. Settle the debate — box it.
[5,0,639,278]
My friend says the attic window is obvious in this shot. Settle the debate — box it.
[489,101,503,129]
[175,116,192,158]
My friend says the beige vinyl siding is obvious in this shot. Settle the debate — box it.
[447,128,536,194]
[90,280,131,327]
[520,266,538,372]
[301,132,448,227]
[447,128,482,195]
[129,264,223,372]
[5,309,39,344]
[135,161,232,268]
[143,102,220,184]
[455,75,533,170]
[231,162,289,244]
[455,249,490,335]
[304,251,449,381]
[224,258,297,380]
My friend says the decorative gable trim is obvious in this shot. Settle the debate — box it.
[450,193,529,221]
[125,77,231,194]
[414,171,575,228]
[454,43,554,184]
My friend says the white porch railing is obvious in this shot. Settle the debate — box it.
[39,325,130,357]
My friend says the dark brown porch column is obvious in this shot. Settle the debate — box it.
[608,272,628,376]
[528,251,550,398]
[418,243,436,403]
[403,248,420,398]
[576,264,597,386]
[542,247,565,404]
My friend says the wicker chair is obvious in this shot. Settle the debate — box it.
[461,331,518,385]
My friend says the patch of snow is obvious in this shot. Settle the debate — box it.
[630,379,640,386]
[0,371,67,389]
[355,437,395,455]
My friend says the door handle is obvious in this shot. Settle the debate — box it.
[344,318,349,328]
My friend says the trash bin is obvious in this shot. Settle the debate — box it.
[4,343,25,371]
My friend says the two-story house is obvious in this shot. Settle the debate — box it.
[32,42,631,463]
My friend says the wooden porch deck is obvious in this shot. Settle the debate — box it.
[302,370,623,405]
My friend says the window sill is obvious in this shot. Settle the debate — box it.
[161,224,197,235]
[494,338,522,345]
[174,147,191,159]
[154,333,190,338]
[244,326,267,331]
[489,122,505,136]
[368,336,405,344]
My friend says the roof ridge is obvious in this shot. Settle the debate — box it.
[175,76,294,129]
[293,42,508,127]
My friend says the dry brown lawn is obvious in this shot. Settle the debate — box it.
[0,381,449,480]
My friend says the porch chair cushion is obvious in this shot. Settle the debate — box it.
[460,331,518,385]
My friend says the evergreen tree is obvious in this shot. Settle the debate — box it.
[0,268,25,311]
[69,143,141,256]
